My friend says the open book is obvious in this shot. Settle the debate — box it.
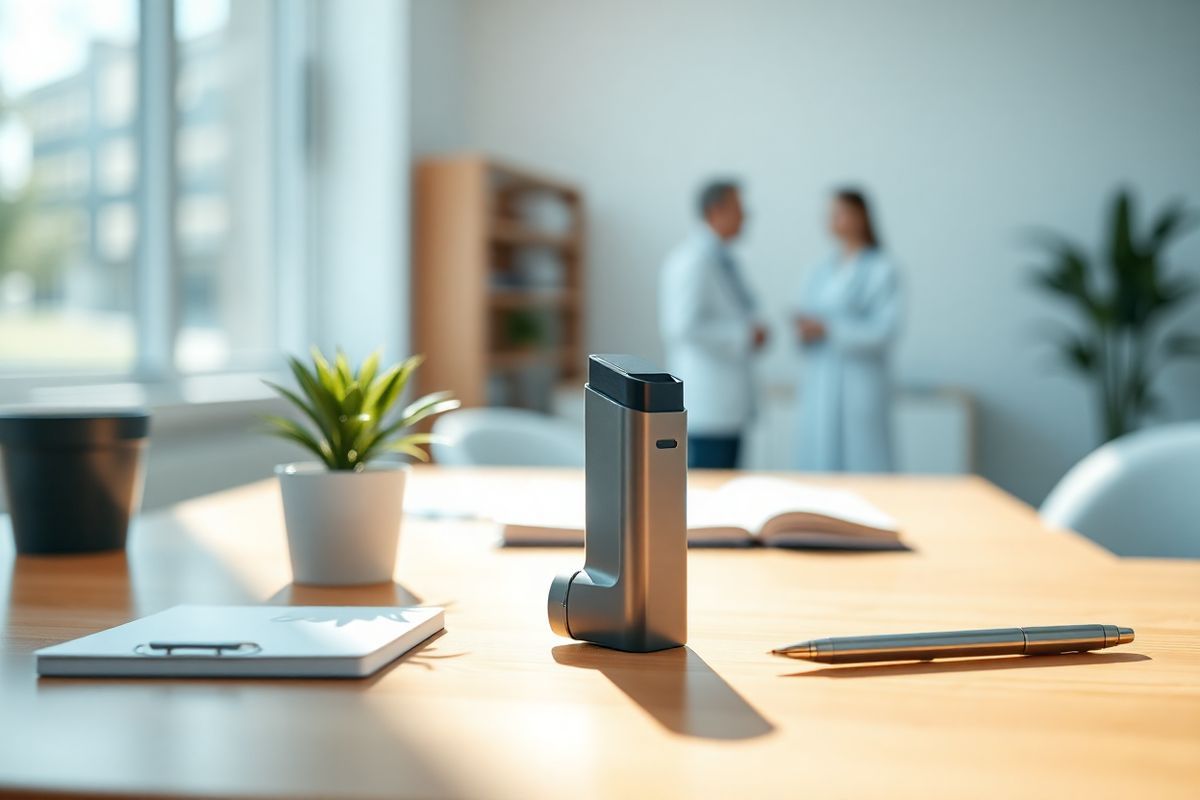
[497,476,904,550]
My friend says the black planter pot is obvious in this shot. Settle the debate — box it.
[0,410,150,554]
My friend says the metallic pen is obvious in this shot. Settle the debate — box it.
[772,624,1135,664]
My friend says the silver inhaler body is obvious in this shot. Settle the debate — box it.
[547,354,687,652]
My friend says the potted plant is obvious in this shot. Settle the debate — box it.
[264,348,459,585]
[1030,188,1199,442]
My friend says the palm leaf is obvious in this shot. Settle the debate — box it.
[1029,188,1200,443]
[1109,188,1139,272]
[1165,332,1200,358]
[1149,201,1199,253]
[1152,276,1197,313]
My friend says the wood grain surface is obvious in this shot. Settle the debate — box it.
[1,467,1196,799]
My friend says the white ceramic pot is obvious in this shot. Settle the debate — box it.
[276,462,408,586]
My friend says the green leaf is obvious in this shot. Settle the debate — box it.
[360,399,458,462]
[1040,328,1098,374]
[1109,188,1138,270]
[1165,332,1200,357]
[288,356,342,452]
[1153,277,1197,312]
[1027,232,1108,322]
[1149,201,1200,253]
[335,348,354,389]
[363,364,402,414]
[390,442,432,462]
[263,415,335,468]
[381,361,414,416]
[262,380,327,441]
[386,432,446,463]
[310,346,344,400]
[265,349,455,469]
[398,393,461,429]
[342,384,364,417]
[384,432,444,463]
[357,350,380,393]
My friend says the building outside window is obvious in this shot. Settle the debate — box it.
[0,0,299,378]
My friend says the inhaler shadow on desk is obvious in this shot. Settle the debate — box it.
[552,644,774,740]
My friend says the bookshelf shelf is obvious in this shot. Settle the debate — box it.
[490,219,578,250]
[415,154,586,411]
[488,287,578,310]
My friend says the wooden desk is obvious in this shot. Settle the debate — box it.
[1,468,1197,799]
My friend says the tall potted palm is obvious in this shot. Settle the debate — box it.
[264,348,459,585]
[1030,188,1199,441]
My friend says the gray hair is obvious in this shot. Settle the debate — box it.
[696,179,740,218]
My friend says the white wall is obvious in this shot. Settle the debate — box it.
[410,0,466,156]
[410,0,1200,504]
[312,0,412,364]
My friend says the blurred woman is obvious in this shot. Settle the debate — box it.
[793,189,902,472]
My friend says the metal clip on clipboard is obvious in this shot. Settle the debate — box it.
[133,642,263,657]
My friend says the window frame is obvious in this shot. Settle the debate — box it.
[0,0,313,393]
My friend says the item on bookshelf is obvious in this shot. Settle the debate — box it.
[513,190,575,236]
[514,248,565,288]
[506,475,904,550]
[263,348,460,585]
[416,156,585,412]
[0,409,149,554]
[504,309,547,348]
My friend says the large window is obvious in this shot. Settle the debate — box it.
[0,0,301,378]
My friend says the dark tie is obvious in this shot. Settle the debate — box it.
[717,249,755,312]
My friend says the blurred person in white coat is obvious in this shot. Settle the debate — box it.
[660,179,768,469]
[793,188,902,472]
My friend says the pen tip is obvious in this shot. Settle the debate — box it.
[1118,627,1134,645]
[771,642,814,659]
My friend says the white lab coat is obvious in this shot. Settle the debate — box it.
[659,228,758,436]
[794,249,902,472]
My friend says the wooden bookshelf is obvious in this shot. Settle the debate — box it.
[414,155,585,410]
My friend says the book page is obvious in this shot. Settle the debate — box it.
[493,483,752,545]
[709,477,899,538]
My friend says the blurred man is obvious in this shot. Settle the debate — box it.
[659,179,767,469]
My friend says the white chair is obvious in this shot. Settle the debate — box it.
[431,407,584,468]
[1040,422,1200,558]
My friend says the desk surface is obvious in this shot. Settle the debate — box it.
[1,468,1197,799]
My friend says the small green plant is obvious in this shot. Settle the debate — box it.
[264,348,460,470]
[1030,187,1200,441]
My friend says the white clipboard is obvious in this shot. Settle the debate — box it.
[35,604,445,678]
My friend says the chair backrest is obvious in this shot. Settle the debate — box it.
[431,407,584,468]
[1040,422,1200,558]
